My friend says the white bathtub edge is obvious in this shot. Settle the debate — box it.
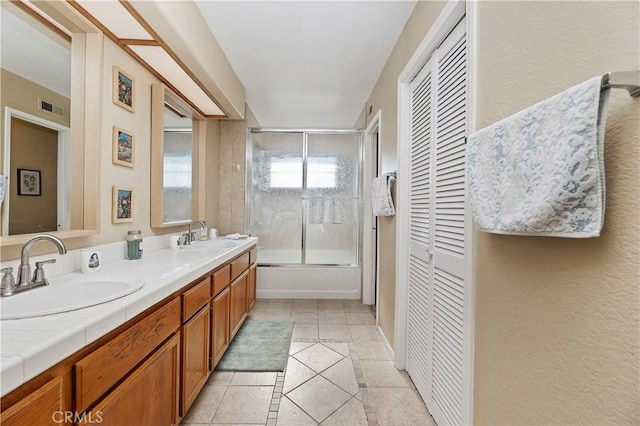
[256,266,361,300]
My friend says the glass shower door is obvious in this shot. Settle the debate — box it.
[250,130,361,266]
[304,133,360,265]
[251,132,303,264]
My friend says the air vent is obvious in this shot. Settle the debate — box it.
[38,98,64,118]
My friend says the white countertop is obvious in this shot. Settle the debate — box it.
[0,237,257,396]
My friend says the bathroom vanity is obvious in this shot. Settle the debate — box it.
[0,238,257,425]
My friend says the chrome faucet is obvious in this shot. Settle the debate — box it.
[1,235,67,297]
[185,220,207,245]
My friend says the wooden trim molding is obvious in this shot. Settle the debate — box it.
[10,0,72,43]
[66,0,122,43]
[66,0,229,119]
[164,102,187,119]
[118,39,159,46]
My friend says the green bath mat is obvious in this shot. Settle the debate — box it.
[216,320,294,372]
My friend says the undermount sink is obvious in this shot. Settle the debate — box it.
[0,274,145,320]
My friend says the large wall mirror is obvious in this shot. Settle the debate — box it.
[1,3,70,235]
[151,83,205,227]
[0,1,101,245]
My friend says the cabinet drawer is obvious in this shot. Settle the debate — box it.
[212,264,230,297]
[182,276,211,322]
[230,253,250,281]
[249,247,258,265]
[80,334,180,426]
[74,298,181,412]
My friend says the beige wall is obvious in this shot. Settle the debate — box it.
[473,2,639,424]
[98,38,156,244]
[364,0,638,423]
[219,105,259,236]
[219,119,244,235]
[363,1,446,346]
[0,69,71,130]
[96,37,229,244]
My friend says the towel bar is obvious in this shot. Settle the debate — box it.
[601,70,640,97]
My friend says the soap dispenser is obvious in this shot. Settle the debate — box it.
[126,230,143,260]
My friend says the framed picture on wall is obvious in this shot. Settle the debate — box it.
[112,126,135,167]
[17,168,41,196]
[112,186,134,223]
[113,66,135,112]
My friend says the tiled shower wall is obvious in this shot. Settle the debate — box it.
[218,105,259,236]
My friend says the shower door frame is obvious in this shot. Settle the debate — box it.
[246,128,364,268]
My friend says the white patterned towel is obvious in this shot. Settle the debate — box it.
[372,173,396,216]
[328,197,347,224]
[308,197,326,224]
[467,76,609,237]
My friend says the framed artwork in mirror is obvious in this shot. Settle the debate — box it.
[112,186,134,223]
[17,169,41,196]
[112,126,135,167]
[113,66,134,112]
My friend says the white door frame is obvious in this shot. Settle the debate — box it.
[394,0,477,424]
[2,107,70,236]
[362,110,381,310]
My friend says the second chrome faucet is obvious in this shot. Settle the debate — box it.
[184,220,207,245]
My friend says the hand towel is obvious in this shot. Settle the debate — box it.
[467,76,609,237]
[0,175,6,204]
[225,233,248,240]
[308,197,326,224]
[328,197,347,224]
[372,173,396,216]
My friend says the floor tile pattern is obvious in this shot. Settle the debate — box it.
[181,299,435,426]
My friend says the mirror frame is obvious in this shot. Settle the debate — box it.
[0,1,101,246]
[151,83,205,228]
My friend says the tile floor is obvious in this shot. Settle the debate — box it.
[181,299,436,426]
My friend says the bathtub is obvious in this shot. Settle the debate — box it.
[255,248,361,300]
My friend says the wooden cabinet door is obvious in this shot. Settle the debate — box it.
[74,298,180,413]
[181,307,210,416]
[82,334,180,426]
[0,376,66,426]
[247,263,257,311]
[211,287,230,368]
[229,270,249,340]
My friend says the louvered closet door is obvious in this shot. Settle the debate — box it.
[407,16,468,426]
[407,56,435,405]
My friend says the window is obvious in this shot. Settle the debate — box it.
[269,157,337,189]
[308,158,337,188]
[269,157,301,188]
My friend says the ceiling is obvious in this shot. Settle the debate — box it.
[195,1,416,129]
[1,1,416,128]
